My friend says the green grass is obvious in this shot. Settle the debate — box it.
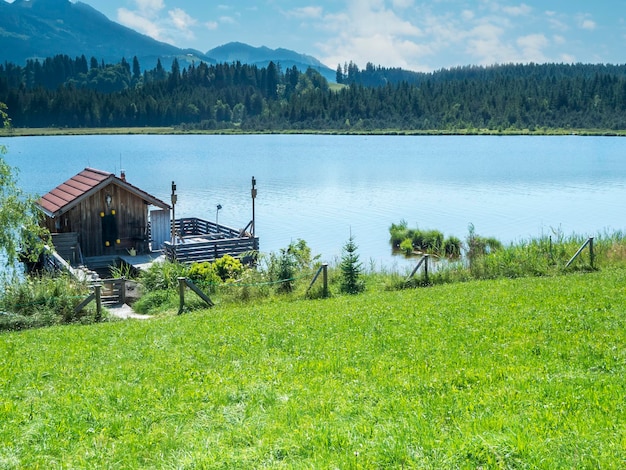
[1,269,625,468]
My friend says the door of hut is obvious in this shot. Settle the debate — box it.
[150,209,170,251]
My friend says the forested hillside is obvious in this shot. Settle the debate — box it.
[2,55,626,131]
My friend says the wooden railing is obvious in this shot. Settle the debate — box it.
[164,217,258,264]
[100,278,127,305]
[174,217,242,239]
[164,236,258,264]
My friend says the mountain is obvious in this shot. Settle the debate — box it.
[0,0,335,81]
[0,0,211,68]
[207,42,336,82]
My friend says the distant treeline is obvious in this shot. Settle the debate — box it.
[2,54,626,130]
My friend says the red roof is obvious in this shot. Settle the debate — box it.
[37,168,170,217]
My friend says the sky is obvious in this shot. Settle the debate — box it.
[17,0,626,71]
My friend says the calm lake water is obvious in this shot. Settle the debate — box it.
[2,134,626,269]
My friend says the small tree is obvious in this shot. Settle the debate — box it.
[265,239,318,294]
[340,234,365,294]
[0,103,49,272]
[269,248,297,293]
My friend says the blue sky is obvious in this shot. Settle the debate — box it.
[35,1,626,71]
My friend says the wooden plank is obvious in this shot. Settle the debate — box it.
[74,293,95,313]
[184,279,214,307]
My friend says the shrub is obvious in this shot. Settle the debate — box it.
[399,238,414,255]
[0,273,95,330]
[389,220,409,247]
[264,239,318,294]
[266,248,298,293]
[421,229,444,253]
[389,222,460,259]
[443,236,462,258]
[132,290,176,314]
[187,261,221,292]
[140,260,188,292]
[213,255,244,281]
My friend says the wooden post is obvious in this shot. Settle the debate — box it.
[251,176,257,238]
[549,235,553,260]
[322,263,329,298]
[171,181,177,244]
[94,284,102,321]
[566,237,594,269]
[178,277,185,315]
[184,278,214,307]
[423,254,429,284]
[119,278,126,304]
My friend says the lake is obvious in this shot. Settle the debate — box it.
[2,134,626,269]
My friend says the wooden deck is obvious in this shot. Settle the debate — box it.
[163,217,259,264]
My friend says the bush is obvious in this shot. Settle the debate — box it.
[0,273,95,330]
[264,239,318,294]
[421,229,444,253]
[140,260,188,292]
[266,248,298,293]
[389,220,409,247]
[390,222,460,259]
[132,290,176,314]
[443,236,462,258]
[188,261,221,292]
[399,238,414,255]
[213,255,244,281]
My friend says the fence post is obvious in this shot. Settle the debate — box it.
[549,235,553,261]
[322,263,329,298]
[565,237,594,269]
[94,284,102,321]
[423,254,429,284]
[119,278,126,304]
[178,277,186,315]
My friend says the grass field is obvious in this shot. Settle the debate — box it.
[1,268,625,468]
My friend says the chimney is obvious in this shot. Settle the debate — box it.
[120,169,126,182]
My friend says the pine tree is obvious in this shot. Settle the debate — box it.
[340,235,365,294]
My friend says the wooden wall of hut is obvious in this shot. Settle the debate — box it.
[44,182,149,258]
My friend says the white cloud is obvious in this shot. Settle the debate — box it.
[547,16,568,32]
[581,19,597,31]
[116,1,200,46]
[135,0,164,18]
[392,0,414,8]
[169,8,196,31]
[219,16,237,25]
[462,10,475,21]
[205,21,219,31]
[117,8,163,40]
[285,6,323,19]
[464,23,514,64]
[516,33,548,62]
[503,3,532,16]
[317,0,429,70]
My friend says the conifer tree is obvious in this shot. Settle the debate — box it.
[340,234,365,294]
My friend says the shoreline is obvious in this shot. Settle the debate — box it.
[2,127,626,138]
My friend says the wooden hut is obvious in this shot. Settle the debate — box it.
[37,168,171,262]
